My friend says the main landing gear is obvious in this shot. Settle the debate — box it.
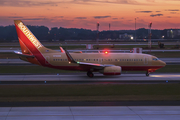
[146,71,150,76]
[87,71,94,78]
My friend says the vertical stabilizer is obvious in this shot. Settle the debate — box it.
[14,20,45,54]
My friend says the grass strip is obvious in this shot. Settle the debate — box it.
[0,52,18,59]
[93,45,179,49]
[0,84,180,102]
[155,65,180,73]
[46,45,86,49]
[0,65,77,73]
[145,52,180,58]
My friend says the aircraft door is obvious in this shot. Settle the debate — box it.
[144,57,148,65]
[45,56,50,65]
[98,58,103,63]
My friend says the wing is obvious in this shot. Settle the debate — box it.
[63,48,115,70]
[60,47,65,53]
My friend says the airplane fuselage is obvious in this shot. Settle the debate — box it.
[23,51,165,72]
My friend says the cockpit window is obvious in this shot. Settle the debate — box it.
[152,58,159,61]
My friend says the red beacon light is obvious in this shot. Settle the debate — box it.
[104,51,108,54]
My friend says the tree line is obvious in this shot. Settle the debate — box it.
[0,25,179,42]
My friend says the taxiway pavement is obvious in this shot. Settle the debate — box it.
[1,106,180,120]
[0,74,180,82]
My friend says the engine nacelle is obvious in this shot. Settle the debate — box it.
[102,66,121,75]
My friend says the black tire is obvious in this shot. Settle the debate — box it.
[146,72,149,76]
[87,71,94,78]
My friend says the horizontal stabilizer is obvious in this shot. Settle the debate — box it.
[14,51,34,58]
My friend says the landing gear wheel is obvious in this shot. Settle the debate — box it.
[87,71,94,78]
[146,72,149,76]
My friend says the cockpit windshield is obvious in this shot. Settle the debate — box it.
[152,58,159,61]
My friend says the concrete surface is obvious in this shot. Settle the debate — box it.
[0,106,180,120]
[0,73,180,81]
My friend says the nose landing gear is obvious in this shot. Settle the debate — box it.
[146,69,156,76]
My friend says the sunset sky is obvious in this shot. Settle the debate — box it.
[0,0,180,30]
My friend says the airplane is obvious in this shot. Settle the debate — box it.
[14,20,166,78]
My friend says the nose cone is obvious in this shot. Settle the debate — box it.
[160,60,166,67]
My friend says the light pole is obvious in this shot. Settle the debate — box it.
[135,18,136,42]
[96,22,99,49]
[148,22,152,53]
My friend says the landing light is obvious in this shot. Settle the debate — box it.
[69,62,71,64]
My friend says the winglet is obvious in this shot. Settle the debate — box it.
[64,49,76,63]
[60,47,65,53]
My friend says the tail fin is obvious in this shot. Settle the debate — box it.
[14,20,45,55]
[14,20,57,66]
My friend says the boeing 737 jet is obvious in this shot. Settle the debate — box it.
[14,20,166,77]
